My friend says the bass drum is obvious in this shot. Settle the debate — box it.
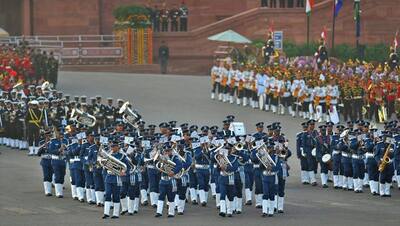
[322,153,333,170]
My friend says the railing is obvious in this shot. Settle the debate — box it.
[0,35,125,65]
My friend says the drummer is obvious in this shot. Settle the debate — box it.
[316,125,331,188]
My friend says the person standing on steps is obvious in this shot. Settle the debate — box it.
[159,41,169,74]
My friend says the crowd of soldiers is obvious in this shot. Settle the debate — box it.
[261,0,305,8]
[0,81,293,218]
[1,43,59,90]
[296,119,400,197]
[210,40,400,125]
[147,1,189,32]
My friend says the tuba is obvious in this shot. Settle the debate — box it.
[119,101,142,128]
[97,147,127,175]
[154,152,184,179]
[41,81,52,92]
[70,108,96,127]
[214,145,233,175]
[255,144,276,171]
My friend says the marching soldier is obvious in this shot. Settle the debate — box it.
[26,100,43,156]
[155,142,182,218]
[103,141,129,219]
[48,128,68,198]
[388,47,398,71]
[375,132,394,197]
[37,129,53,196]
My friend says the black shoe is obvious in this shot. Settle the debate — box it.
[219,212,226,217]
[311,182,317,186]
[256,205,262,209]
[343,187,348,191]
[89,201,96,205]
[236,211,242,214]
[262,213,268,217]
[334,186,340,189]
[227,214,232,217]
[102,214,109,219]
[79,199,85,203]
[133,211,138,214]
[155,213,162,217]
[177,212,184,215]
[348,188,353,191]
[322,184,328,188]
[142,201,148,206]
[128,213,133,216]
[167,215,174,218]
[111,216,119,219]
[328,179,333,183]
[363,184,369,188]
[152,204,157,208]
[212,195,216,199]
[45,193,52,197]
[201,202,207,207]
[372,192,379,196]
[302,182,310,185]
[73,197,79,200]
[97,203,102,207]
[56,195,63,198]
[245,201,252,206]
[120,210,127,215]
[268,214,273,217]
[274,208,277,213]
[192,200,198,205]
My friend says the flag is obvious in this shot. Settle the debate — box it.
[334,0,343,17]
[394,31,399,50]
[267,20,274,38]
[321,26,327,43]
[306,0,315,15]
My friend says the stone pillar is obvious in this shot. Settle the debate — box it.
[21,0,31,35]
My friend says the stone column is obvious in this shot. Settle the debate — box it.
[21,0,31,35]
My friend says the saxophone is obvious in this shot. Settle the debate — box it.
[378,143,393,172]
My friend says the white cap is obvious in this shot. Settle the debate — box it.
[30,100,39,105]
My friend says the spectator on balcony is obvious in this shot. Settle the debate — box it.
[279,0,285,8]
[297,0,305,7]
[179,1,188,31]
[153,6,161,32]
[288,0,294,8]
[261,0,268,7]
[170,6,180,32]
[160,3,169,32]
[270,0,277,8]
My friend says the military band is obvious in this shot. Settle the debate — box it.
[297,118,400,197]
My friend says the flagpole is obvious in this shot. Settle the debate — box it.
[307,14,310,48]
[332,0,336,56]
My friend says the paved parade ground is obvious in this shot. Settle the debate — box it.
[1,71,400,226]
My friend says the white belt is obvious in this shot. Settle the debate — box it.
[70,156,80,163]
[51,155,63,160]
[263,171,276,176]
[161,176,172,181]
[41,154,51,159]
[365,153,374,158]
[147,165,156,169]
[253,164,260,168]
[195,164,209,170]
[332,150,341,155]
[352,154,364,160]
[220,171,234,176]
[106,116,114,119]
[84,156,88,160]
[342,153,349,157]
